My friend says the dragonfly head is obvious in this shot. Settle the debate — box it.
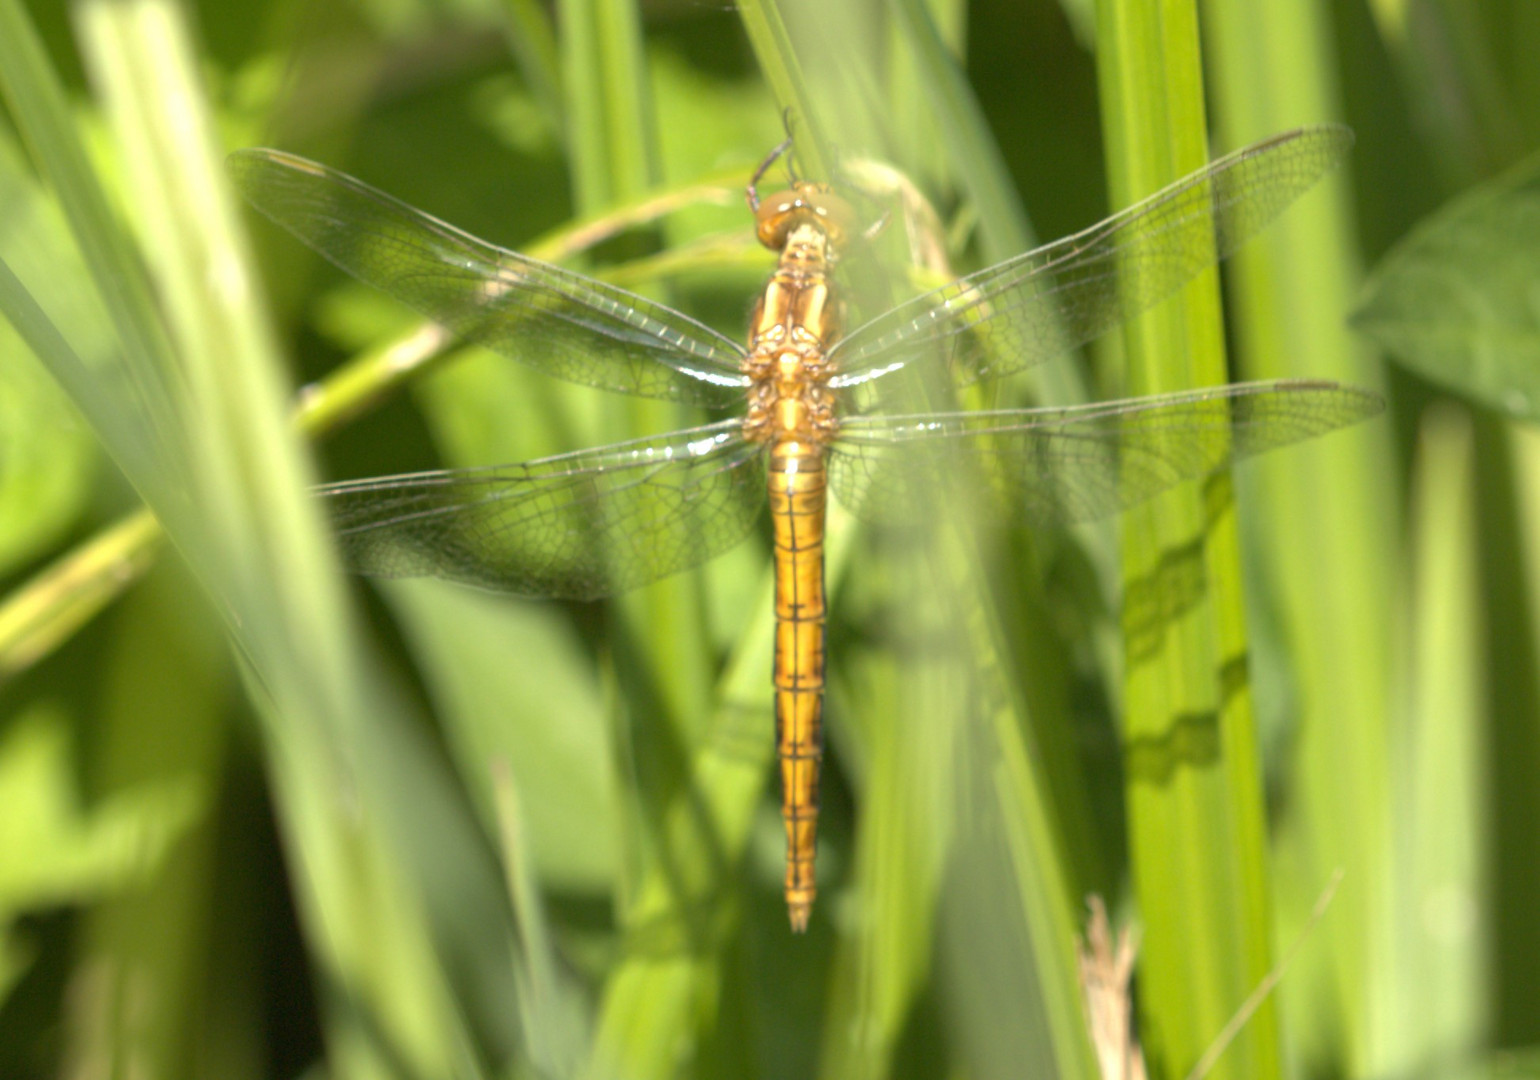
[754,181,857,253]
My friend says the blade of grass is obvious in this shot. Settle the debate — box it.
[560,0,657,212]
[890,0,1112,873]
[1095,3,1280,1079]
[887,0,1095,425]
[804,7,1101,1076]
[1202,3,1401,1073]
[1389,405,1487,1076]
[494,761,592,1079]
[0,509,162,682]
[74,1,504,1074]
[815,532,957,1080]
[0,0,182,502]
[69,559,230,1080]
[0,133,100,578]
[1490,421,1540,1027]
[557,0,748,1074]
[560,0,717,760]
[734,0,832,180]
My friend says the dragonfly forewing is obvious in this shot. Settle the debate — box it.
[826,126,1354,393]
[228,149,751,408]
[827,380,1383,527]
[320,421,766,600]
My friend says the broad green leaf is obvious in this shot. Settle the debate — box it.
[1353,152,1540,420]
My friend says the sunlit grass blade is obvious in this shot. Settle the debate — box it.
[0,0,184,504]
[887,0,1089,425]
[1202,2,1401,1073]
[68,561,228,1078]
[0,510,161,682]
[930,553,1102,1080]
[0,133,99,577]
[735,0,832,179]
[889,0,1113,858]
[584,557,791,1080]
[816,538,955,1080]
[1385,405,1488,1076]
[878,23,1121,1063]
[559,0,716,751]
[74,0,509,1074]
[494,761,592,1079]
[1096,3,1280,1078]
[555,1,744,1076]
[386,579,618,892]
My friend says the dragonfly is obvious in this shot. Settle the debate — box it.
[230,125,1383,932]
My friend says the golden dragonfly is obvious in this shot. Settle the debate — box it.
[230,125,1382,932]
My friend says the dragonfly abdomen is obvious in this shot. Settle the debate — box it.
[768,440,828,933]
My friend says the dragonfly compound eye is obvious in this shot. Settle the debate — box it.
[755,182,858,251]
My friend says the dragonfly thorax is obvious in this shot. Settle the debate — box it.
[742,219,841,448]
[742,339,836,446]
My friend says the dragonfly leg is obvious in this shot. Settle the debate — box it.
[748,108,800,211]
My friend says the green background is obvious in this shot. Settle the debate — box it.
[1,0,1537,1078]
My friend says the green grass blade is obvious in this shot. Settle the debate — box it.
[0,133,98,577]
[1388,405,1488,1076]
[887,0,1089,428]
[494,761,592,1079]
[1095,3,1280,1078]
[70,561,230,1078]
[385,580,619,892]
[1203,2,1402,1073]
[0,0,181,498]
[816,536,955,1080]
[74,1,505,1073]
[585,554,801,1079]
[735,0,832,179]
[0,510,161,682]
[559,0,658,211]
[555,2,745,1075]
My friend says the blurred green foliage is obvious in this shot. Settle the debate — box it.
[0,0,1538,1078]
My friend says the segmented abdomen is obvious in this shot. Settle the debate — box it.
[768,440,827,933]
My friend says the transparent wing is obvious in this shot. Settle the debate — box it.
[320,421,766,600]
[229,149,750,407]
[827,127,1353,390]
[828,380,1383,526]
